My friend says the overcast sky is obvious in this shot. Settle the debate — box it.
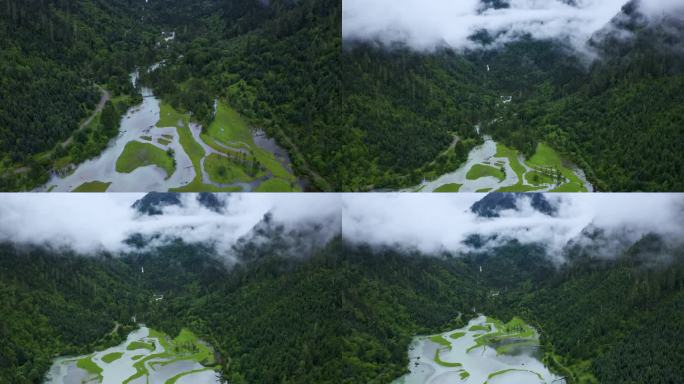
[342,0,684,53]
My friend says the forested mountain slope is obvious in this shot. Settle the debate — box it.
[141,0,340,190]
[2,236,683,383]
[0,0,340,191]
[0,0,158,190]
[340,3,684,191]
[0,244,146,383]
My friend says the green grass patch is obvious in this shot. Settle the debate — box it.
[169,181,243,193]
[449,332,466,340]
[204,154,253,184]
[166,367,213,384]
[495,143,525,180]
[527,143,586,192]
[72,181,111,192]
[487,368,543,381]
[525,170,557,186]
[204,102,296,183]
[551,182,584,192]
[255,178,295,192]
[76,355,102,378]
[468,317,538,355]
[428,335,452,348]
[156,102,242,193]
[206,102,252,145]
[116,141,175,178]
[496,184,546,192]
[466,164,505,181]
[460,370,470,379]
[157,137,171,146]
[434,183,462,192]
[434,349,462,368]
[140,135,152,141]
[102,352,123,363]
[127,341,154,352]
[157,102,188,128]
[469,324,491,332]
[476,188,492,192]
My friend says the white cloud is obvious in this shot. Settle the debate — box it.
[342,0,635,53]
[0,193,340,256]
[0,193,681,264]
[342,193,684,261]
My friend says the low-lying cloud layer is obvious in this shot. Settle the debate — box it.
[342,0,683,53]
[0,193,681,265]
[342,193,684,262]
[0,194,340,257]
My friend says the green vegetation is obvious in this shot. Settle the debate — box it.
[491,142,586,192]
[121,328,216,384]
[343,20,684,191]
[495,143,525,179]
[255,178,295,192]
[72,181,111,192]
[204,154,252,184]
[157,102,188,129]
[0,0,153,191]
[434,183,462,192]
[167,367,213,384]
[127,341,154,352]
[2,219,684,384]
[466,164,505,182]
[138,0,338,190]
[102,352,123,363]
[157,137,171,146]
[141,136,152,141]
[206,103,252,146]
[76,355,103,378]
[476,188,493,192]
[433,349,462,368]
[202,102,297,186]
[466,317,538,355]
[115,141,176,178]
[450,332,466,340]
[428,335,451,348]
[487,368,543,382]
[527,143,586,192]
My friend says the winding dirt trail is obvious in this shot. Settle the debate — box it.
[62,88,111,148]
[9,88,110,176]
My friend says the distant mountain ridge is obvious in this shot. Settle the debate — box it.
[470,192,558,218]
[132,192,226,215]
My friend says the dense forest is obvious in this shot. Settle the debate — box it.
[139,0,340,190]
[340,4,684,191]
[2,234,683,383]
[0,0,159,191]
[0,0,340,191]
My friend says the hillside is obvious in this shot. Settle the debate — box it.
[2,235,683,383]
[339,3,684,191]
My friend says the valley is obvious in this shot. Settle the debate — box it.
[0,0,338,192]
[394,315,562,384]
[411,136,591,193]
[1,193,684,383]
[45,327,219,384]
[40,66,301,192]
